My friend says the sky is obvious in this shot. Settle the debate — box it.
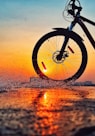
[0,0,95,83]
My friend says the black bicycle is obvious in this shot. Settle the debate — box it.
[32,0,95,83]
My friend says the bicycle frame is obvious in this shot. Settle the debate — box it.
[71,16,95,49]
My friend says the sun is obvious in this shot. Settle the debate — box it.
[43,69,47,73]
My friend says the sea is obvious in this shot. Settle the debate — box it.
[0,79,95,136]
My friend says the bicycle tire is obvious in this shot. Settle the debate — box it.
[32,29,87,83]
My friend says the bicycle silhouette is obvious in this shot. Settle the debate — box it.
[32,0,95,83]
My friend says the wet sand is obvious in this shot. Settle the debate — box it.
[0,86,95,136]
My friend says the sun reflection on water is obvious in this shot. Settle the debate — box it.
[0,87,95,135]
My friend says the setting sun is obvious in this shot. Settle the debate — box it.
[43,69,47,73]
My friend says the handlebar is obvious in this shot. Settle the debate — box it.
[67,0,82,17]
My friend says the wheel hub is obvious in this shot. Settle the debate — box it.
[52,51,69,64]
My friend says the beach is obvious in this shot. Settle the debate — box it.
[0,85,95,136]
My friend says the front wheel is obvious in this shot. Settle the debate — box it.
[32,29,87,83]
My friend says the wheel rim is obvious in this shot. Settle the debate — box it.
[32,31,87,82]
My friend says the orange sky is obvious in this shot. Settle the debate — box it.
[0,0,95,83]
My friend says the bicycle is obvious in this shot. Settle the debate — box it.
[32,0,95,83]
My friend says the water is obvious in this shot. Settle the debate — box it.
[0,83,95,136]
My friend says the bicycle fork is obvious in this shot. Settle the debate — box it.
[57,21,76,61]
